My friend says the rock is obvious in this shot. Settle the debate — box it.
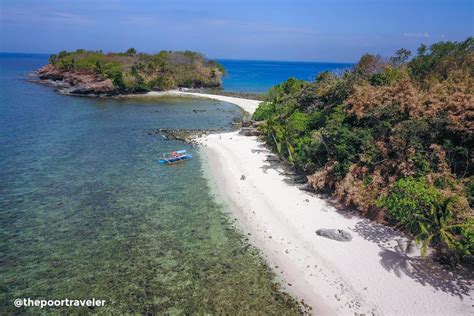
[299,184,314,192]
[241,120,255,127]
[232,122,242,127]
[294,175,308,184]
[240,174,246,180]
[36,64,116,95]
[147,128,223,144]
[239,127,260,136]
[265,155,280,162]
[316,228,352,242]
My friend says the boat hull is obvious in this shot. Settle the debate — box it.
[158,154,192,164]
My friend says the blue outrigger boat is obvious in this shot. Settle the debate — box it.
[159,150,192,165]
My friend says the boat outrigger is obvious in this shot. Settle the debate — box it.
[159,150,192,165]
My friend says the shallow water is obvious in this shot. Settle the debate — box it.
[0,54,301,314]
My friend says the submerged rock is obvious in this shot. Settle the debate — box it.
[147,128,223,144]
[316,228,352,242]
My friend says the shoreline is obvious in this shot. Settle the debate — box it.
[124,90,261,116]
[197,130,473,315]
[198,136,337,315]
[29,73,261,115]
[179,93,473,315]
[31,82,473,314]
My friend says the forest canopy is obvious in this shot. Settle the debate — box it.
[252,38,473,260]
[46,48,225,93]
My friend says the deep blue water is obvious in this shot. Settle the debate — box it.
[0,54,302,314]
[218,59,353,93]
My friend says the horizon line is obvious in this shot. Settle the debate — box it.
[0,51,357,64]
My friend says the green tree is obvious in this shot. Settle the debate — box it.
[381,177,440,231]
[126,48,137,55]
[414,197,463,257]
[109,71,126,91]
[48,54,57,65]
[417,44,427,56]
[57,50,67,59]
[94,60,104,74]
[391,48,412,66]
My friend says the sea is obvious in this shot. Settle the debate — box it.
[219,59,352,93]
[0,53,352,314]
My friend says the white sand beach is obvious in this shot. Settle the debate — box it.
[191,94,472,315]
[199,131,472,315]
[143,90,261,115]
[136,91,472,314]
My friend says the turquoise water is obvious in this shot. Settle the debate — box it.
[218,59,353,92]
[0,54,302,314]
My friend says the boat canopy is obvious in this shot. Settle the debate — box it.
[161,149,187,158]
[159,150,192,164]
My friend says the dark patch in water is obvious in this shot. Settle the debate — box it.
[0,55,303,314]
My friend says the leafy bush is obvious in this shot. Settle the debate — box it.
[415,196,460,257]
[252,37,473,259]
[381,178,471,257]
[48,54,57,65]
[126,48,137,55]
[459,219,474,256]
[380,177,440,230]
[48,49,224,92]
[252,102,275,121]
[465,177,474,207]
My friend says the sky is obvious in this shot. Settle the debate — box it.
[0,0,472,62]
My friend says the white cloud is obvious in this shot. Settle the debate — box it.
[403,32,430,38]
[0,9,94,25]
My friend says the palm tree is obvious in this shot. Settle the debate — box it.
[408,196,461,257]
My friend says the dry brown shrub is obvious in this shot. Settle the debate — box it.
[307,162,336,191]
[330,164,387,221]
[348,71,473,136]
[429,144,451,174]
[347,78,420,119]
[420,71,474,135]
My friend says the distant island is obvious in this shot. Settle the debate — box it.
[35,48,225,96]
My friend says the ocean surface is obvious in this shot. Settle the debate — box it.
[0,53,348,313]
[218,59,353,92]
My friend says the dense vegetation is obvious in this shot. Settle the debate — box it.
[253,38,473,261]
[48,48,225,92]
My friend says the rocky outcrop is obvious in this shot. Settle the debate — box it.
[242,119,265,127]
[239,120,264,136]
[147,128,223,144]
[316,228,353,242]
[239,127,261,136]
[36,64,116,96]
